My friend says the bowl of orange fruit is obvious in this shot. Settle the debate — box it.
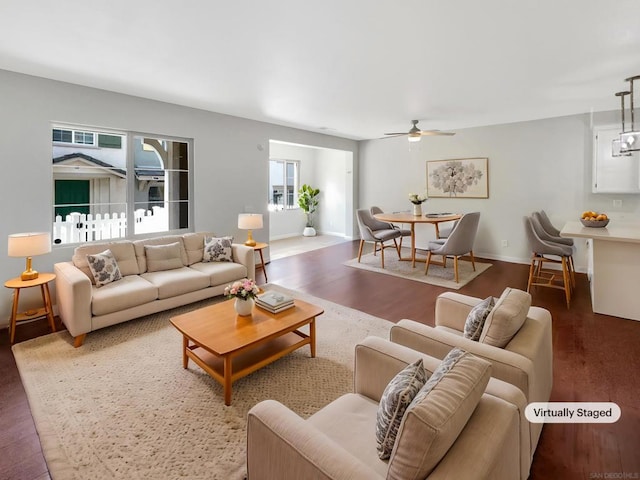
[580,211,609,228]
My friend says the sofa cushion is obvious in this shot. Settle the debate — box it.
[189,261,248,287]
[133,236,188,273]
[182,232,208,265]
[91,276,158,316]
[387,349,491,480]
[376,359,427,459]
[203,236,234,262]
[86,249,122,287]
[73,241,139,284]
[479,288,531,348]
[144,242,184,272]
[463,296,495,341]
[141,267,210,299]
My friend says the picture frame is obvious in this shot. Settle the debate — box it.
[426,157,489,198]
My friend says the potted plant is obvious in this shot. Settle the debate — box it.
[298,184,320,236]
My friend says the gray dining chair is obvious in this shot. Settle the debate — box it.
[532,211,575,287]
[424,212,480,283]
[523,216,573,308]
[370,206,411,251]
[356,209,402,268]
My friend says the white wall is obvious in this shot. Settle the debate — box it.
[359,112,640,270]
[0,69,358,325]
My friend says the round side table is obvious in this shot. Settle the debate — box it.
[4,272,56,344]
[252,242,269,282]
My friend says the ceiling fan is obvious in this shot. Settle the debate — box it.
[383,120,455,142]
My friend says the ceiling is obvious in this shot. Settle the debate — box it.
[2,0,640,140]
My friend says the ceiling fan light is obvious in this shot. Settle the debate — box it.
[408,133,421,142]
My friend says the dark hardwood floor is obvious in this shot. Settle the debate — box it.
[2,240,639,479]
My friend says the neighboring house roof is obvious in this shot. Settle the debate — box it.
[53,153,126,176]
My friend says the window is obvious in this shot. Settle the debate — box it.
[53,128,95,146]
[268,160,299,211]
[52,125,192,244]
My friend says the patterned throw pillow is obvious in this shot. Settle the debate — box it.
[376,358,427,459]
[463,296,495,341]
[409,348,467,411]
[86,249,122,287]
[203,236,233,262]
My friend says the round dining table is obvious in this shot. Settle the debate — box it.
[373,212,462,267]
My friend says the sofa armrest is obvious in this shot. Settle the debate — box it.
[434,291,483,331]
[232,244,256,280]
[354,336,444,402]
[53,261,93,338]
[247,399,381,480]
[390,320,533,399]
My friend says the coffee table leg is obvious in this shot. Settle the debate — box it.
[310,317,316,358]
[182,336,189,368]
[224,356,232,406]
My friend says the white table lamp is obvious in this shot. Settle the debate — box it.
[8,232,52,281]
[238,214,263,247]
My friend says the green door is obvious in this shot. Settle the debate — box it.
[55,180,90,218]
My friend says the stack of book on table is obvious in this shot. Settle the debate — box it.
[256,291,295,314]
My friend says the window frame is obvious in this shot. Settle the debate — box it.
[52,124,194,245]
[268,159,300,211]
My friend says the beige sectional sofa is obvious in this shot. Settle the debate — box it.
[54,232,255,347]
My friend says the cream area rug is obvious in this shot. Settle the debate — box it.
[12,285,393,480]
[344,247,492,289]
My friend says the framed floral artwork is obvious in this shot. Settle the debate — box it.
[426,157,489,198]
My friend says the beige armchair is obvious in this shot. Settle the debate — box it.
[390,289,552,466]
[247,336,530,480]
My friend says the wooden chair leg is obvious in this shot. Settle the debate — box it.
[358,240,365,262]
[562,257,571,308]
[527,256,536,292]
[469,250,476,271]
[393,238,401,258]
[453,256,459,283]
[425,251,432,275]
[381,242,385,268]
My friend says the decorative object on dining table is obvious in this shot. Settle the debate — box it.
[256,291,295,314]
[408,192,428,216]
[427,158,489,198]
[224,278,260,316]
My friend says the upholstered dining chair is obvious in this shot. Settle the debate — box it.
[424,212,480,283]
[370,206,411,250]
[532,211,576,287]
[523,216,573,308]
[356,209,402,268]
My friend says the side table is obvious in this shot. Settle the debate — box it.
[252,242,269,282]
[4,272,56,344]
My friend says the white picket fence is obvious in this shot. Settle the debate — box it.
[53,206,168,244]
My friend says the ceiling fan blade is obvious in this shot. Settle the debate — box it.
[419,130,456,136]
[383,132,409,136]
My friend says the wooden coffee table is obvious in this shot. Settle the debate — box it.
[170,298,324,405]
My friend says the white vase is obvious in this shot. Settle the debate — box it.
[303,226,317,237]
[234,297,254,316]
[412,203,422,216]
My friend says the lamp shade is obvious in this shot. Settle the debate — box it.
[238,214,263,230]
[8,232,51,257]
